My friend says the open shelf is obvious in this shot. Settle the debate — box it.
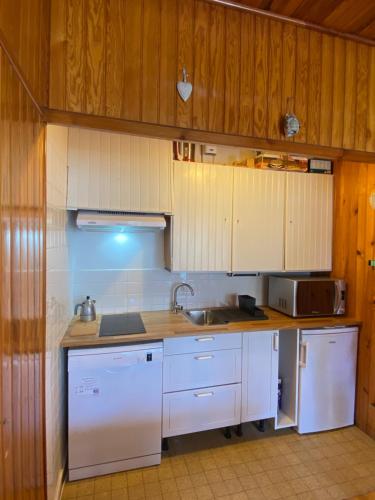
[275,329,299,430]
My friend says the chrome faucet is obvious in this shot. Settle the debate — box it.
[172,283,194,313]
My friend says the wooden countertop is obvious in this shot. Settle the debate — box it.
[61,308,360,348]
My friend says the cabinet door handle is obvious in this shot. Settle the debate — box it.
[300,342,308,368]
[194,392,214,398]
[273,332,279,351]
[195,336,214,342]
[194,355,214,360]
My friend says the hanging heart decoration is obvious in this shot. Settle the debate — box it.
[177,67,192,102]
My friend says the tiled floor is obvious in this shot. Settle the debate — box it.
[62,424,375,500]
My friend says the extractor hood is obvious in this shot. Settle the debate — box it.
[76,210,167,232]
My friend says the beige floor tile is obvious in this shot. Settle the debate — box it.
[94,477,112,494]
[144,481,162,498]
[126,472,143,487]
[253,472,272,489]
[178,488,198,500]
[261,484,282,499]
[94,493,111,500]
[141,469,158,484]
[189,472,208,487]
[160,478,178,494]
[177,475,194,491]
[127,485,145,500]
[111,488,128,499]
[224,478,244,495]
[193,485,214,499]
[205,469,222,484]
[63,483,78,499]
[245,488,265,499]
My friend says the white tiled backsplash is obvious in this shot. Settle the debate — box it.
[69,214,267,314]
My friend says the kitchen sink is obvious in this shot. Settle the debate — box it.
[183,309,226,326]
[183,306,268,325]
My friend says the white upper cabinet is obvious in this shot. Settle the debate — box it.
[170,161,233,272]
[67,128,172,213]
[285,172,333,271]
[232,168,286,272]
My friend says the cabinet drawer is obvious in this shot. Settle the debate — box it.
[164,333,242,355]
[162,384,241,437]
[163,349,241,393]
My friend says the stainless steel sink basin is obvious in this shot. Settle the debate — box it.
[182,306,268,325]
[183,309,226,326]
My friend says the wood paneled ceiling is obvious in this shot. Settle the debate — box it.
[231,0,375,41]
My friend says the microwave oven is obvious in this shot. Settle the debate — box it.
[268,276,346,317]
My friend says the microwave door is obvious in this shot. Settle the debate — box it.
[296,281,336,316]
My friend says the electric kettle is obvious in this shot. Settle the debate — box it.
[74,296,96,322]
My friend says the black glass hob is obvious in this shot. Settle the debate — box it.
[99,313,146,337]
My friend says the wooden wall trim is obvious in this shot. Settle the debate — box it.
[43,107,375,163]
[208,0,375,47]
[0,27,44,117]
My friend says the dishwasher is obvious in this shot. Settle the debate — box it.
[68,342,163,480]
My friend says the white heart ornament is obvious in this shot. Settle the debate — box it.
[177,81,192,102]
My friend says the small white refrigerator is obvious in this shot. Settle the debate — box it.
[297,327,358,434]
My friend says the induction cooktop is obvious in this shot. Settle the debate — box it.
[99,313,146,337]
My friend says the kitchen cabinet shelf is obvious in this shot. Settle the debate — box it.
[275,329,299,430]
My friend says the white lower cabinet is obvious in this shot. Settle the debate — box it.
[162,384,241,438]
[163,349,242,393]
[162,333,242,438]
[241,331,279,423]
[162,330,299,438]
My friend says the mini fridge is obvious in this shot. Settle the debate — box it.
[297,327,358,434]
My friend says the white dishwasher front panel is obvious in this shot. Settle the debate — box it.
[68,343,163,478]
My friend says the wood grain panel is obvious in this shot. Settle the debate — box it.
[193,0,210,130]
[142,0,161,123]
[66,0,86,112]
[319,34,334,147]
[0,0,49,105]
[355,44,369,151]
[105,0,125,118]
[332,161,375,436]
[86,0,106,115]
[159,0,177,126]
[281,23,296,141]
[306,30,322,145]
[331,37,346,148]
[253,16,269,138]
[343,41,358,150]
[123,0,143,121]
[49,0,67,109]
[294,27,309,143]
[208,4,225,133]
[267,20,282,140]
[49,0,375,155]
[367,47,375,152]
[0,46,46,499]
[238,12,255,137]
[224,8,241,134]
[176,0,194,128]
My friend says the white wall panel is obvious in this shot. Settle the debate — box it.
[67,128,172,213]
[232,169,285,272]
[171,161,233,272]
[285,173,333,271]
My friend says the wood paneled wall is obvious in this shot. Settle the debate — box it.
[0,46,46,498]
[0,0,50,106]
[333,161,375,438]
[49,0,375,154]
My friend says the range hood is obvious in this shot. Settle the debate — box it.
[76,210,166,232]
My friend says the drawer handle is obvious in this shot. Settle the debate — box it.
[194,392,214,398]
[194,355,214,360]
[195,336,215,342]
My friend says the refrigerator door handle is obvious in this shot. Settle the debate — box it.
[273,332,279,351]
[299,341,308,368]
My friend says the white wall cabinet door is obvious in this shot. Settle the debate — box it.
[232,169,285,272]
[285,172,333,271]
[170,161,233,272]
[241,331,278,423]
[67,128,172,213]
